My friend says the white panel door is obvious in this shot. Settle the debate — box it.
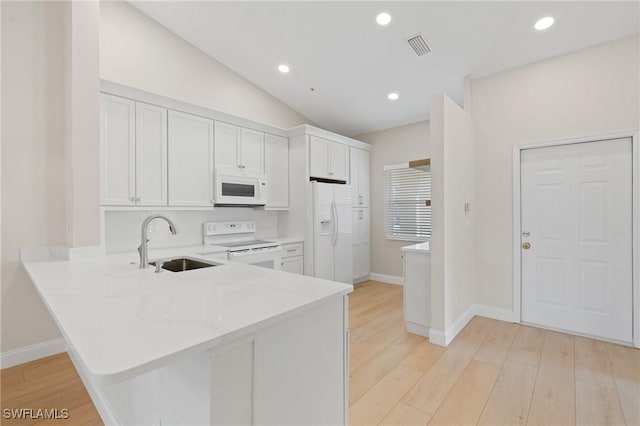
[521,138,632,343]
[100,94,135,206]
[240,128,264,176]
[135,102,167,206]
[168,111,214,207]
[329,142,348,182]
[309,136,330,179]
[264,134,289,209]
[214,121,241,171]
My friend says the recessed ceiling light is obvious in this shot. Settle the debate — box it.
[376,12,391,26]
[278,64,290,73]
[534,16,554,31]
[387,92,399,101]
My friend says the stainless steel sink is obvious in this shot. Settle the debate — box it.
[150,258,219,272]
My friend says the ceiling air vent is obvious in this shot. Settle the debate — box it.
[406,34,432,56]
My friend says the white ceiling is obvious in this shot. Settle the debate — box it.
[130,1,639,136]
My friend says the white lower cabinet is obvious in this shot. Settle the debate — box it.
[280,242,303,274]
[281,256,303,274]
[402,248,431,337]
[352,208,370,281]
[98,296,349,426]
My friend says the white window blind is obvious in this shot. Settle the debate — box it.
[384,165,431,241]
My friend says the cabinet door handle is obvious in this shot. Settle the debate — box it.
[328,171,334,176]
[286,248,297,252]
[135,197,141,202]
[130,197,135,202]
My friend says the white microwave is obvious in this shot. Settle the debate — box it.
[213,169,268,207]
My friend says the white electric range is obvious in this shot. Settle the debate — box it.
[203,221,282,270]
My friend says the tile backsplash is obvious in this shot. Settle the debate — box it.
[104,209,279,253]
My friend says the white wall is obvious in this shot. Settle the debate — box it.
[356,121,430,278]
[99,1,310,130]
[471,34,640,311]
[64,1,101,248]
[429,95,475,332]
[1,1,67,352]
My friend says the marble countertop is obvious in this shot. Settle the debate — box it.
[401,241,431,253]
[22,246,351,384]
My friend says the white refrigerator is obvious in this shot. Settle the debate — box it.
[312,182,353,285]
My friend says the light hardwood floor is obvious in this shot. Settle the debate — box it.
[1,280,638,425]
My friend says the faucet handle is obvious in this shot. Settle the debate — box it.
[154,261,164,273]
[137,239,149,255]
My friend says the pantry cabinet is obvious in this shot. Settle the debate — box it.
[352,208,370,281]
[214,122,265,176]
[264,134,289,209]
[100,94,167,207]
[168,111,214,207]
[309,136,348,182]
[350,147,370,208]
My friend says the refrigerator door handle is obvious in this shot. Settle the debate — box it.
[331,200,339,247]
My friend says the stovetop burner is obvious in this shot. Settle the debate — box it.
[220,240,275,248]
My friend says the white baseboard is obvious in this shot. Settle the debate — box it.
[406,322,430,338]
[353,275,370,285]
[369,273,403,286]
[0,338,67,369]
[429,304,515,347]
[428,328,446,346]
[428,305,475,347]
[473,304,515,322]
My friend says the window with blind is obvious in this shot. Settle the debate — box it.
[384,165,431,241]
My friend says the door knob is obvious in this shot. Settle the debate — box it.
[522,242,531,250]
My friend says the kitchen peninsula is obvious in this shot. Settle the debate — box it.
[22,246,352,425]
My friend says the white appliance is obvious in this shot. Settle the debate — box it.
[312,182,353,284]
[203,221,281,270]
[213,169,268,207]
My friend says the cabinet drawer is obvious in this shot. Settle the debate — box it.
[281,243,303,258]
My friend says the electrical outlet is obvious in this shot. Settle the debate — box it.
[152,414,162,426]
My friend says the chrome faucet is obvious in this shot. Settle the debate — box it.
[139,215,178,268]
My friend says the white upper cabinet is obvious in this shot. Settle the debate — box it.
[135,102,167,206]
[309,136,348,181]
[329,142,348,182]
[214,122,265,176]
[214,121,241,171]
[101,94,135,206]
[168,111,214,207]
[264,134,289,209]
[309,136,330,179]
[350,148,370,207]
[101,94,169,207]
[240,128,265,176]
